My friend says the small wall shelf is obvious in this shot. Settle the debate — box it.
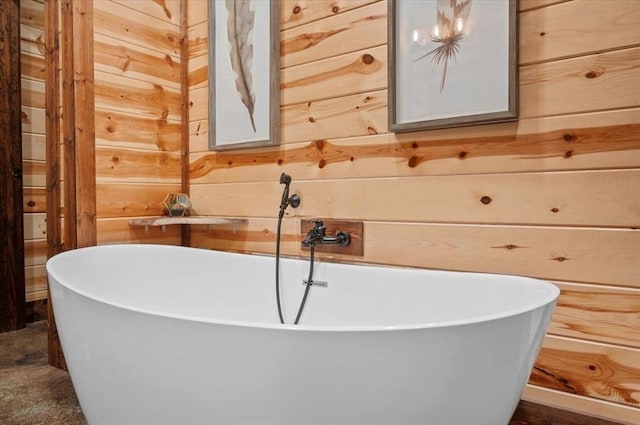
[128,216,248,233]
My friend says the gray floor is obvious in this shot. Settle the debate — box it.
[0,321,87,425]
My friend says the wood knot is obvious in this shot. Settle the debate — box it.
[106,125,115,133]
[585,68,603,79]
[408,156,419,168]
[564,150,573,158]
[27,201,36,207]
[293,6,301,14]
[350,156,355,162]
[411,142,419,149]
[540,32,546,36]
[112,156,120,164]
[458,151,467,159]
[550,207,559,213]
[277,159,283,165]
[588,365,596,371]
[552,256,568,262]
[308,116,315,123]
[332,6,340,13]
[367,126,377,134]
[227,160,233,166]
[563,133,576,142]
[314,140,324,151]
[361,54,374,65]
[318,159,326,168]
[480,196,492,205]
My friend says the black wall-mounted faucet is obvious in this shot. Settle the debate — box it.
[302,220,350,248]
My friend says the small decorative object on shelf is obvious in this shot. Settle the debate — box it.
[163,193,191,217]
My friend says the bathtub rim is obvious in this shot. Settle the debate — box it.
[46,244,560,333]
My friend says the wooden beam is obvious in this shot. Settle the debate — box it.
[180,0,190,247]
[0,0,26,333]
[44,0,65,369]
[61,0,97,249]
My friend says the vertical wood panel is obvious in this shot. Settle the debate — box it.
[62,0,96,249]
[0,0,26,332]
[180,0,190,247]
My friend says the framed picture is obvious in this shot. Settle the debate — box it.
[388,0,518,132]
[208,1,280,150]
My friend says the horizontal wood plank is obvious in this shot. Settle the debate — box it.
[532,336,640,407]
[24,239,47,267]
[190,109,640,178]
[520,47,640,118]
[25,265,47,300]
[20,52,45,81]
[280,0,381,31]
[96,146,181,184]
[190,170,640,228]
[94,70,182,122]
[187,0,208,27]
[21,105,45,134]
[187,20,207,58]
[188,86,207,123]
[94,0,180,58]
[21,78,44,108]
[22,160,46,187]
[23,213,46,241]
[520,0,640,65]
[20,0,44,29]
[281,89,387,143]
[94,33,181,90]
[96,183,182,218]
[523,385,640,425]
[23,187,46,213]
[21,132,45,161]
[188,53,208,90]
[95,109,182,152]
[281,45,386,106]
[550,282,640,348]
[519,0,572,12]
[281,1,386,68]
[20,23,45,56]
[111,0,182,27]
[97,217,182,245]
[190,219,640,288]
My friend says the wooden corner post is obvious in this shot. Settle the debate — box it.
[48,0,97,369]
[0,0,26,333]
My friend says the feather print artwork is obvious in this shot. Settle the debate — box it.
[225,0,257,132]
[414,0,472,92]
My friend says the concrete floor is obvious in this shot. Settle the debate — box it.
[0,321,621,425]
[0,321,86,425]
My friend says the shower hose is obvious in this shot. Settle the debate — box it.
[275,197,314,325]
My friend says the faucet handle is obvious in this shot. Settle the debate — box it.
[308,219,324,228]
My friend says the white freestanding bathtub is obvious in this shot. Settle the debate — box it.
[47,244,559,425]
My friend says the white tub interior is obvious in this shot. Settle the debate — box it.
[47,244,559,330]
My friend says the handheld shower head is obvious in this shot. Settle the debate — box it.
[279,173,292,185]
[278,173,300,213]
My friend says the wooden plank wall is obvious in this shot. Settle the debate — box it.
[21,0,48,302]
[92,0,183,245]
[187,0,640,423]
